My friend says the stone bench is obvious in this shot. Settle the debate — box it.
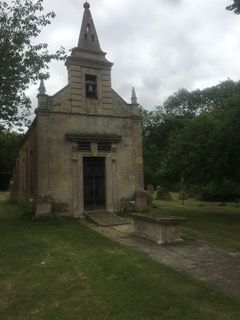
[129,213,187,245]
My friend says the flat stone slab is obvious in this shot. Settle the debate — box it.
[85,211,126,226]
[129,213,187,245]
[129,213,187,225]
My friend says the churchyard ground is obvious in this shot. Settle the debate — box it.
[0,192,240,320]
[153,193,240,250]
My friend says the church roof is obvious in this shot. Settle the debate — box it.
[78,2,102,53]
[131,87,138,105]
[65,1,113,69]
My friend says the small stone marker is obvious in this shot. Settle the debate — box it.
[147,184,154,192]
[135,191,148,212]
[35,202,52,218]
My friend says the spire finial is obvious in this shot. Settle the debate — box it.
[78,1,102,52]
[83,1,90,10]
[131,86,138,105]
[38,79,46,95]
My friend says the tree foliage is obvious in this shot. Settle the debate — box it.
[142,79,240,201]
[0,0,66,130]
[0,130,22,190]
[162,80,240,118]
[226,0,240,14]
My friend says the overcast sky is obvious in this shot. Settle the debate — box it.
[27,0,240,110]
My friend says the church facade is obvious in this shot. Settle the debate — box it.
[11,2,144,217]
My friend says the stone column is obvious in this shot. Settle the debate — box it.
[106,155,113,212]
[36,113,50,197]
[72,154,84,217]
[79,155,84,214]
[112,159,118,211]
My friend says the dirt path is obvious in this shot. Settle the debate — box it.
[87,221,240,300]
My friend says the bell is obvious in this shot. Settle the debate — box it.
[88,84,94,93]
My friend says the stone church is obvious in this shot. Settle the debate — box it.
[11,2,145,217]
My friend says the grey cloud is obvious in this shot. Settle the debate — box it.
[27,0,240,110]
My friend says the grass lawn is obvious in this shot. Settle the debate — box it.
[153,193,240,250]
[0,193,240,320]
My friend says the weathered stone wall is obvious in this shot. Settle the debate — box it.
[34,109,143,216]
[12,74,144,216]
[12,86,143,215]
[11,125,37,200]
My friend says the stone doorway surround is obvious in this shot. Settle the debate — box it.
[83,157,106,211]
[66,134,121,217]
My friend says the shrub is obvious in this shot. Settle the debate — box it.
[19,199,36,220]
[195,180,240,201]
[147,192,154,205]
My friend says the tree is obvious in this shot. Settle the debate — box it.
[141,79,240,200]
[157,89,240,200]
[0,0,66,131]
[226,0,240,14]
[162,80,240,118]
[161,103,240,200]
[0,130,22,190]
[140,107,185,186]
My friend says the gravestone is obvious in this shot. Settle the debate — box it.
[35,201,52,218]
[135,191,148,212]
[147,184,154,192]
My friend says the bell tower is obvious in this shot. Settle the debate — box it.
[65,2,113,113]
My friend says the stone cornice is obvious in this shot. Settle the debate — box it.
[65,56,113,70]
[45,110,141,121]
[66,133,121,143]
